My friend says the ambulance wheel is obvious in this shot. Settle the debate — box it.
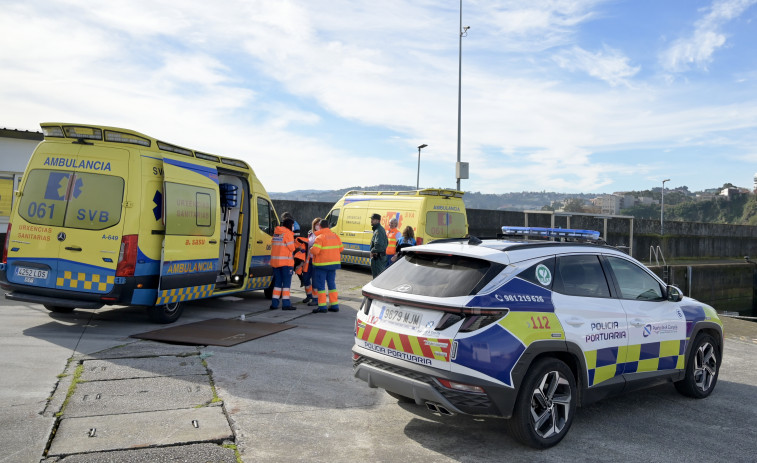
[44,304,75,313]
[674,332,719,399]
[148,302,183,324]
[386,391,415,403]
[506,357,576,449]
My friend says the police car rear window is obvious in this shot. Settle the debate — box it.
[371,252,492,297]
[18,169,124,230]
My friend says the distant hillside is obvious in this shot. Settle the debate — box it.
[270,185,597,211]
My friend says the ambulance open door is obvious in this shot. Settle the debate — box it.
[156,155,221,314]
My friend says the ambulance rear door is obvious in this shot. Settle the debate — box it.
[158,155,221,305]
[9,143,128,297]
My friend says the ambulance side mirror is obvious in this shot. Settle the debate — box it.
[667,285,683,302]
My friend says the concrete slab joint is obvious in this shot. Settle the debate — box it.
[42,343,236,460]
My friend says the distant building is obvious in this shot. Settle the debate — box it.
[637,196,658,206]
[753,172,757,191]
[719,187,742,200]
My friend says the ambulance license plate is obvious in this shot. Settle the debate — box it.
[16,267,48,279]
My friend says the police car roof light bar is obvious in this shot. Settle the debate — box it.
[501,226,601,241]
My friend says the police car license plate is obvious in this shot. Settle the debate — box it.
[16,267,48,280]
[379,306,424,330]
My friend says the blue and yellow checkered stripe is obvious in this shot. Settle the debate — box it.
[586,339,687,386]
[245,275,273,290]
[56,271,115,292]
[156,284,214,304]
[341,254,370,266]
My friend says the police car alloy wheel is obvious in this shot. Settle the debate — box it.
[674,333,720,398]
[507,358,576,449]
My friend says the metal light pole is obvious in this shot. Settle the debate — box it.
[416,144,427,189]
[661,178,670,236]
[456,1,468,191]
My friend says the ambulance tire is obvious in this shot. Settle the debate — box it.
[386,391,415,403]
[44,304,75,313]
[674,332,720,399]
[148,302,183,324]
[506,357,576,449]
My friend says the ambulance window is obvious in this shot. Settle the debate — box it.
[327,209,339,228]
[64,172,124,230]
[257,197,275,235]
[425,211,466,238]
[165,183,216,236]
[605,256,664,301]
[553,255,610,298]
[18,170,124,230]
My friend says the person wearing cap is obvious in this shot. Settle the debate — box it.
[369,213,388,277]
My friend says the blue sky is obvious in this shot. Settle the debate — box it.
[2,0,757,194]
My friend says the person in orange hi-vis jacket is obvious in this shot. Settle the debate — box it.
[309,219,344,313]
[385,216,400,268]
[269,217,296,310]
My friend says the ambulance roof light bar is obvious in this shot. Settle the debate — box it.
[501,226,601,241]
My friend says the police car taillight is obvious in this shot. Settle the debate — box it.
[437,379,485,394]
[116,235,138,277]
[2,223,10,263]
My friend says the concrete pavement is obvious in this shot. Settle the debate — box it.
[1,266,757,462]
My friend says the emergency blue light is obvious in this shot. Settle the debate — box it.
[501,226,600,240]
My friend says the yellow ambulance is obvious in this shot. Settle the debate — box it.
[325,189,468,266]
[0,123,280,323]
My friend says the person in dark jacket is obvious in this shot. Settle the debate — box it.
[369,213,387,278]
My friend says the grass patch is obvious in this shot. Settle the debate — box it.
[55,362,84,418]
[222,443,243,463]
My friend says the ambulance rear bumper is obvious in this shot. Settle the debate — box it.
[5,291,104,309]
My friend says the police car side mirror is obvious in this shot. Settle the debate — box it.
[667,285,683,302]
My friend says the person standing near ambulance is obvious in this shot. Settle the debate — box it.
[310,219,343,313]
[369,213,388,278]
[302,217,322,305]
[269,218,296,310]
[385,217,400,268]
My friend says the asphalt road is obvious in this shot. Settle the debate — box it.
[1,266,756,462]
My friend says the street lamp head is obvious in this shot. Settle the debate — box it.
[418,144,428,149]
[663,178,670,183]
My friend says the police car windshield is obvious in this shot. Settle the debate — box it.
[371,252,491,297]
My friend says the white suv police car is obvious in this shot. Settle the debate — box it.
[352,227,723,448]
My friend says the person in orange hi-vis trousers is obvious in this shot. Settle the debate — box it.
[385,217,400,268]
[309,219,344,313]
[269,217,296,310]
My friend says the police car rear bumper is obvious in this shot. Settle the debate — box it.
[353,345,517,418]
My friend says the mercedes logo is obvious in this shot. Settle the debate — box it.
[57,232,66,242]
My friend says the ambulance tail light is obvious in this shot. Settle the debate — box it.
[416,237,423,245]
[437,379,485,394]
[116,235,138,277]
[2,223,10,263]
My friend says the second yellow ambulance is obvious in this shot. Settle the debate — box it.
[324,189,468,266]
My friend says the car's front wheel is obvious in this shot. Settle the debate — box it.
[506,357,576,449]
[675,332,720,398]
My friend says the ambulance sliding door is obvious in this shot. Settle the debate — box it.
[157,155,221,305]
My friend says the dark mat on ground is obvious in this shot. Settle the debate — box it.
[131,318,296,346]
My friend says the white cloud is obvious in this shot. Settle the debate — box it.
[553,46,640,87]
[661,0,757,73]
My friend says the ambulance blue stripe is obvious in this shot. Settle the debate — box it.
[163,157,219,184]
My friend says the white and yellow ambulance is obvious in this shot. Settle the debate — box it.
[0,123,280,323]
[325,189,468,266]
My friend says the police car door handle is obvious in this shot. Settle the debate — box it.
[65,246,82,252]
[630,318,645,327]
[565,317,584,327]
